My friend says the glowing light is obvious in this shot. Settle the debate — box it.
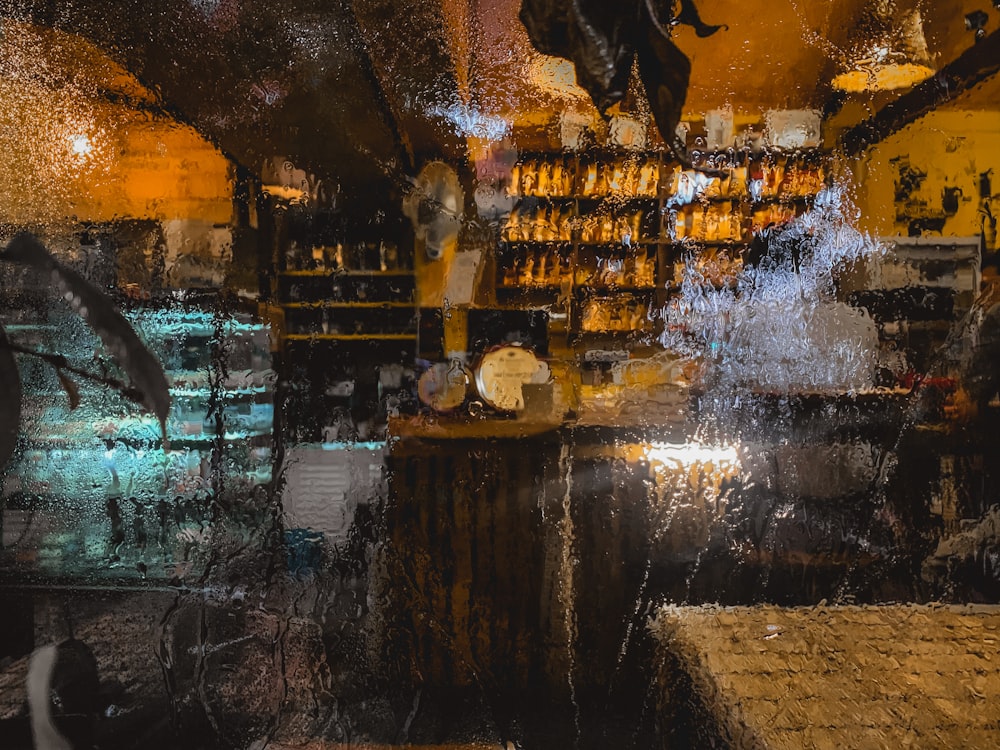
[831,61,934,94]
[645,441,741,470]
[69,134,92,156]
[832,10,935,93]
[529,55,589,100]
[261,184,308,204]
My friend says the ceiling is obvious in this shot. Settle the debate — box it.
[468,0,1000,135]
[0,0,997,196]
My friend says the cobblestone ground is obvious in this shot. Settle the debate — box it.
[653,604,1000,749]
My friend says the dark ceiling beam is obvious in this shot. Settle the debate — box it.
[341,0,418,175]
[350,0,467,170]
[841,28,1000,156]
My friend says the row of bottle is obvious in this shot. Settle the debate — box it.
[508,155,661,198]
[669,164,825,203]
[285,279,415,304]
[172,398,274,437]
[505,205,649,244]
[579,252,657,289]
[670,204,746,243]
[158,331,270,374]
[500,248,657,290]
[501,249,573,288]
[580,296,651,333]
[508,156,824,202]
[669,201,802,242]
[287,312,417,337]
[284,240,405,272]
[506,203,803,245]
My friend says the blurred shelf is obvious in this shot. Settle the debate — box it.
[497,284,562,291]
[498,149,822,349]
[169,386,271,397]
[501,239,575,245]
[389,414,562,440]
[166,368,276,389]
[279,269,413,277]
[576,240,666,247]
[281,301,415,309]
[515,146,665,159]
[308,440,388,451]
[668,194,815,205]
[146,321,269,336]
[499,237,776,250]
[20,427,273,448]
[577,329,656,336]
[575,285,657,293]
[668,240,750,248]
[166,429,273,445]
[2,323,60,331]
[285,333,416,341]
[500,240,663,248]
[508,194,659,202]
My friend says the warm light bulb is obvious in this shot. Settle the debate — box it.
[645,441,741,469]
[529,55,589,100]
[69,134,92,156]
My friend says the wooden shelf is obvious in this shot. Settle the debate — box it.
[501,238,575,245]
[339,269,413,277]
[279,269,414,277]
[497,282,562,289]
[281,301,415,309]
[666,194,816,205]
[575,240,665,247]
[508,193,660,202]
[669,239,750,248]
[170,386,270,398]
[280,269,332,277]
[499,148,823,343]
[501,240,664,248]
[495,285,563,297]
[577,328,655,335]
[389,414,562,440]
[516,146,665,160]
[509,192,817,207]
[285,333,416,341]
[575,285,657,293]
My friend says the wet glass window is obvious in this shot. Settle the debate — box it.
[0,1,999,748]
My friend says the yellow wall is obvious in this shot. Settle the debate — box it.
[855,110,1000,240]
[96,120,234,225]
[0,22,233,228]
[0,88,234,226]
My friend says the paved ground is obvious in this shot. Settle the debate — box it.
[11,596,1000,748]
[652,604,1000,749]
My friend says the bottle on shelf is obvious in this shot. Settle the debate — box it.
[637,159,658,197]
[508,162,521,198]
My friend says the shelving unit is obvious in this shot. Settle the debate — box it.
[498,149,827,345]
[285,333,417,342]
[4,307,276,497]
[0,303,276,579]
[276,264,418,361]
[269,208,421,441]
[499,150,664,346]
[275,263,419,441]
